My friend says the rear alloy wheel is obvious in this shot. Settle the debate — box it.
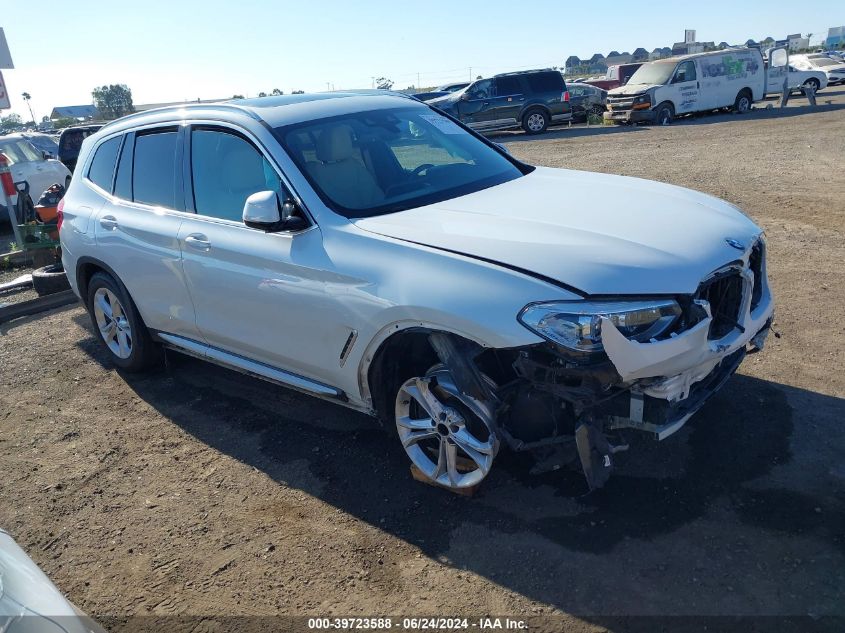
[86,272,160,372]
[395,364,498,489]
[522,108,548,134]
[589,103,605,116]
[734,90,752,114]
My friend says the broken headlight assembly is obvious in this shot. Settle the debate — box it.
[518,300,682,352]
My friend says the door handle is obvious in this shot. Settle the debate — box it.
[185,233,211,250]
[99,215,118,230]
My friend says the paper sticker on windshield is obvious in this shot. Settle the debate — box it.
[419,113,463,134]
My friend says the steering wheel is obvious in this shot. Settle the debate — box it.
[411,163,435,176]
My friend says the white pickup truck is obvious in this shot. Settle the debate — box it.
[605,46,789,125]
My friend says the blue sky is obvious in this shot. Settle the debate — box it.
[1,0,836,120]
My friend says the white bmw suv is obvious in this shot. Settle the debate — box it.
[60,93,774,491]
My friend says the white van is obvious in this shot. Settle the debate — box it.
[605,47,788,125]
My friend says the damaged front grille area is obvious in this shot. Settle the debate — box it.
[749,240,764,311]
[695,269,745,340]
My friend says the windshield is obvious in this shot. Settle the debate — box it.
[811,58,840,68]
[626,61,676,86]
[276,107,525,218]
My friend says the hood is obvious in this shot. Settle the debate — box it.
[609,83,661,96]
[354,167,762,296]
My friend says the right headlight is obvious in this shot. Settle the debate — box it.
[518,299,682,353]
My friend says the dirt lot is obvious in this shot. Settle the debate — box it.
[1,92,844,632]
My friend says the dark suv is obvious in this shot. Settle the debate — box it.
[429,70,571,134]
[58,125,103,172]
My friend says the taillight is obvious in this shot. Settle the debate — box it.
[57,198,65,231]
[0,153,15,197]
[563,91,570,102]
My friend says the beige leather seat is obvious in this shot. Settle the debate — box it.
[307,125,384,209]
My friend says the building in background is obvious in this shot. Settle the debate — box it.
[787,33,810,50]
[827,26,845,48]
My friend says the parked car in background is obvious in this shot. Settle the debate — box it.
[437,82,470,93]
[790,54,845,85]
[0,134,72,222]
[606,47,788,125]
[20,132,60,158]
[785,65,828,93]
[61,93,773,491]
[0,528,107,633]
[430,69,571,134]
[582,63,643,90]
[58,125,103,172]
[566,82,607,120]
[413,82,471,102]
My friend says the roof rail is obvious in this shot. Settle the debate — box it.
[99,101,259,132]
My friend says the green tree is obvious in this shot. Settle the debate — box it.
[375,77,393,90]
[258,91,267,97]
[92,84,135,119]
[0,113,24,132]
[231,94,245,99]
[292,89,305,94]
[21,92,35,123]
[271,88,283,95]
[52,117,77,129]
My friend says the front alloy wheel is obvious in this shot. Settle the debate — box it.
[93,287,133,359]
[395,365,498,489]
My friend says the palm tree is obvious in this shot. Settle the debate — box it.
[21,92,35,123]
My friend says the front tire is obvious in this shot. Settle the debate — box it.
[395,364,498,489]
[522,108,548,134]
[86,272,160,372]
[655,102,674,125]
[734,90,752,114]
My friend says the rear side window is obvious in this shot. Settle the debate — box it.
[87,136,122,192]
[132,131,179,208]
[526,72,564,93]
[495,76,522,95]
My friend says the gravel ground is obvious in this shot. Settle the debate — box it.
[1,91,843,632]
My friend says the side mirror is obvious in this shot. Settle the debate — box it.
[42,150,54,160]
[460,92,470,101]
[242,190,308,232]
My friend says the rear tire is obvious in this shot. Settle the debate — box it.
[522,108,548,134]
[734,90,752,114]
[802,78,820,93]
[655,102,674,126]
[86,272,160,372]
[31,263,71,296]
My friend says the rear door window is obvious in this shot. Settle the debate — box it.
[494,76,522,96]
[132,130,180,209]
[87,136,122,192]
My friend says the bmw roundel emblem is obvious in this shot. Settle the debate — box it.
[725,238,745,250]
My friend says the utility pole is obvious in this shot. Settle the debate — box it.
[417,72,420,89]
[371,76,375,89]
[326,82,331,92]
[469,67,472,82]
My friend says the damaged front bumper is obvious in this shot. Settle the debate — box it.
[493,241,775,489]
